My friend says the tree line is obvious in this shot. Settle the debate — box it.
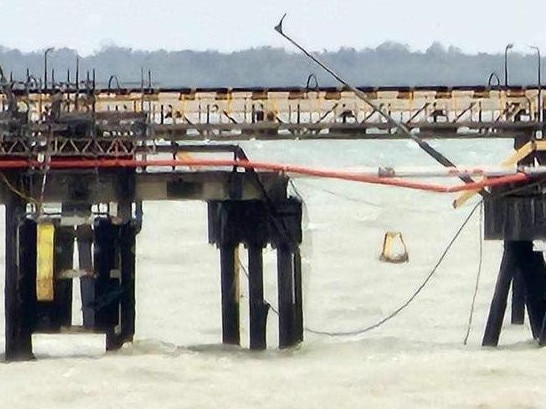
[0,42,542,88]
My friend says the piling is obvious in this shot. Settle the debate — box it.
[248,244,268,350]
[4,187,34,361]
[482,241,517,346]
[77,224,94,328]
[53,226,75,328]
[220,242,240,345]
[511,270,525,325]
[277,244,296,348]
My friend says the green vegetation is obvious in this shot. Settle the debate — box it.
[0,43,542,87]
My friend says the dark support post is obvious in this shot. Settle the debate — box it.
[511,269,525,325]
[114,170,137,347]
[77,224,94,328]
[220,243,240,345]
[209,197,301,350]
[277,244,296,348]
[248,245,268,350]
[93,218,122,350]
[516,242,546,340]
[510,132,534,326]
[482,241,516,346]
[271,198,303,349]
[293,249,304,343]
[5,192,35,361]
[117,222,136,345]
[54,226,74,327]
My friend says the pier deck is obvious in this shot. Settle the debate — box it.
[2,82,546,359]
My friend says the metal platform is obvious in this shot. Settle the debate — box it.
[2,78,546,359]
[0,84,543,143]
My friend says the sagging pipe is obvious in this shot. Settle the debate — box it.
[0,157,530,193]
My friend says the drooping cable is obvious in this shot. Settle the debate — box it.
[463,200,484,345]
[303,200,481,337]
[237,200,482,337]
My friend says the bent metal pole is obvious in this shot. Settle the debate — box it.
[273,14,484,191]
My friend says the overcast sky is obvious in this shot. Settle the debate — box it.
[2,0,545,55]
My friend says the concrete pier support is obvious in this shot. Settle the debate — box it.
[53,226,74,327]
[275,247,303,348]
[511,270,525,325]
[220,243,240,345]
[118,222,137,346]
[483,241,546,346]
[77,224,95,328]
[482,242,516,346]
[518,243,546,343]
[93,218,120,337]
[33,225,75,332]
[93,218,137,351]
[271,199,304,349]
[4,190,35,361]
[293,249,304,344]
[209,197,302,349]
[248,244,268,350]
[277,244,296,349]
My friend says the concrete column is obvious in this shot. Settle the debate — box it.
[5,193,35,361]
[93,218,122,350]
[277,244,296,349]
[53,226,74,328]
[117,222,136,345]
[248,244,268,350]
[220,243,240,345]
[77,224,95,329]
[483,241,516,346]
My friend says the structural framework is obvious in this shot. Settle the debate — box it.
[1,80,545,360]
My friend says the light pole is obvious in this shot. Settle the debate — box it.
[531,46,542,124]
[504,43,514,87]
[44,47,54,90]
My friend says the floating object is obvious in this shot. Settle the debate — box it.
[379,231,409,263]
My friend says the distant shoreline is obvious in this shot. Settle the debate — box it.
[0,44,542,88]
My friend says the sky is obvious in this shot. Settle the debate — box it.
[1,0,546,55]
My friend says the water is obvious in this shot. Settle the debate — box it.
[2,139,545,408]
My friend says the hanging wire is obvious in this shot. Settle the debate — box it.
[293,179,455,214]
[303,200,482,336]
[463,200,484,345]
[0,172,37,204]
[238,200,482,337]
